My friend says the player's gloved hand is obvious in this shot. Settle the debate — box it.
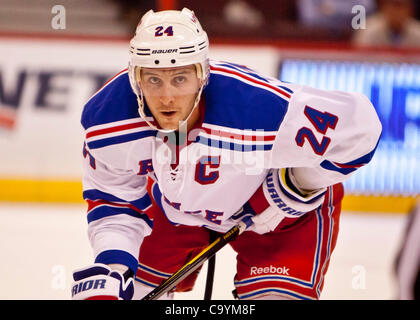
[234,168,327,234]
[238,202,285,234]
[71,263,134,300]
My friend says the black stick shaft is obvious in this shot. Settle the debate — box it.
[204,230,219,300]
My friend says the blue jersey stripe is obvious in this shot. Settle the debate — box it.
[95,249,138,274]
[320,160,358,175]
[278,85,294,94]
[321,139,380,174]
[83,189,124,202]
[340,139,380,166]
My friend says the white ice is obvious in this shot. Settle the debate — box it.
[0,203,408,300]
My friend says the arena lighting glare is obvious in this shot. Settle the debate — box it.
[280,59,420,195]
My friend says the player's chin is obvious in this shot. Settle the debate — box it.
[157,116,182,130]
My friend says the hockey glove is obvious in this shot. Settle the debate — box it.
[71,263,134,300]
[236,168,326,234]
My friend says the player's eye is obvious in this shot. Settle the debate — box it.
[173,76,186,85]
[148,76,161,85]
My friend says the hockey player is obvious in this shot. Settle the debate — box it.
[71,8,382,300]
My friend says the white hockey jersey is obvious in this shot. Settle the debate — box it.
[81,60,382,272]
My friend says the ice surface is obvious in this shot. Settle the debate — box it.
[0,203,407,300]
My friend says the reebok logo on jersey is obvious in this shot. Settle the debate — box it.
[250,265,290,276]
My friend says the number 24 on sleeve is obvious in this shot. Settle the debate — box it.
[295,106,338,156]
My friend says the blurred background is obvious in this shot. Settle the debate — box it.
[0,0,419,300]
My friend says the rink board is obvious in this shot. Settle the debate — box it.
[0,178,418,213]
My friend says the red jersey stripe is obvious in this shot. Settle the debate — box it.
[86,121,151,139]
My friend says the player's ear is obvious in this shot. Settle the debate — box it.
[193,63,201,80]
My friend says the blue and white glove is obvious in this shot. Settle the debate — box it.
[234,168,327,234]
[262,168,326,216]
[71,263,134,300]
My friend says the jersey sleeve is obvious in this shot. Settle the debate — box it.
[269,84,382,191]
[79,70,155,273]
[82,142,153,273]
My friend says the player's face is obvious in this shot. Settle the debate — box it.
[140,65,201,131]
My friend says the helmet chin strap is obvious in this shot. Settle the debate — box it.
[137,81,205,134]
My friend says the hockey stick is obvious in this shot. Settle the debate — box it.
[204,230,220,300]
[204,253,216,300]
[141,217,252,300]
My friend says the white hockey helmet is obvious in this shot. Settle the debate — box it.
[128,8,210,132]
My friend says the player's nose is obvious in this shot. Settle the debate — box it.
[158,83,176,105]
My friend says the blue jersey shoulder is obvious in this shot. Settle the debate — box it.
[203,61,292,131]
[81,70,139,130]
